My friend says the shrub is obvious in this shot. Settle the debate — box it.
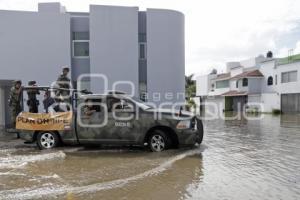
[272,109,281,115]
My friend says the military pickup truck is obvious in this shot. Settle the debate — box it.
[17,87,203,152]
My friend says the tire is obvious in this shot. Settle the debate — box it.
[36,132,60,150]
[196,119,204,144]
[148,130,170,152]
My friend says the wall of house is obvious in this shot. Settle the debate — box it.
[89,5,139,95]
[261,93,280,112]
[260,60,276,93]
[275,62,300,94]
[235,79,248,92]
[146,9,185,105]
[203,96,225,116]
[229,79,237,90]
[247,93,280,113]
[196,75,209,96]
[248,94,261,105]
[209,87,230,96]
[0,9,71,85]
[248,78,262,94]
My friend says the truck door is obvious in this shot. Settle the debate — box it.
[105,96,137,143]
[76,97,108,144]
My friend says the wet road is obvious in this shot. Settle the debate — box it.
[0,114,300,200]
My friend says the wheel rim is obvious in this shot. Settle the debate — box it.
[150,135,165,152]
[40,133,55,149]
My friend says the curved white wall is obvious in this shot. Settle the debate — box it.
[146,9,185,106]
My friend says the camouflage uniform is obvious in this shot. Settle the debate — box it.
[27,81,40,113]
[9,81,22,128]
[56,74,71,100]
[55,67,71,111]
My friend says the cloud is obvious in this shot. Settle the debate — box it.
[1,0,300,76]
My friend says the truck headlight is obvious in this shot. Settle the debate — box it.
[176,120,191,129]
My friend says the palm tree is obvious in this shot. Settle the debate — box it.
[185,74,196,111]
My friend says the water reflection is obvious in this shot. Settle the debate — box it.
[280,114,300,128]
[0,114,300,200]
[189,114,300,200]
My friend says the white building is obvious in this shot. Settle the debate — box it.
[196,53,300,114]
[0,3,185,129]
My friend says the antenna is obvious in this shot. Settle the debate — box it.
[288,49,294,63]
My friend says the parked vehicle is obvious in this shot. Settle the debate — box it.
[17,87,204,152]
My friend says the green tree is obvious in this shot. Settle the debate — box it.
[185,74,196,111]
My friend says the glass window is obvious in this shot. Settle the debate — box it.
[290,71,297,82]
[139,43,147,60]
[242,78,248,87]
[236,80,239,88]
[107,97,134,112]
[73,41,89,57]
[281,71,297,83]
[267,76,273,86]
[139,33,146,42]
[275,75,277,85]
[216,80,229,89]
[73,32,89,40]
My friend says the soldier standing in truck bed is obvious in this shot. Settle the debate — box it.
[8,80,22,130]
[55,66,71,110]
[27,81,40,113]
[56,66,71,99]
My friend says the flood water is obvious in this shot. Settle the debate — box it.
[0,114,300,200]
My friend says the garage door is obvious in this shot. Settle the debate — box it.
[281,93,300,113]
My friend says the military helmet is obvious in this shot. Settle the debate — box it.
[62,66,70,72]
[28,80,37,86]
[14,80,22,85]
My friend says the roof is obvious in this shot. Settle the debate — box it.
[231,69,264,79]
[212,73,231,81]
[221,90,248,97]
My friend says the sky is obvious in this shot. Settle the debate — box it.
[1,0,300,76]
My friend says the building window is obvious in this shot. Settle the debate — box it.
[242,78,248,87]
[275,75,277,85]
[73,32,89,40]
[267,76,273,86]
[72,32,89,58]
[236,80,239,88]
[73,41,89,58]
[139,33,147,42]
[216,80,229,89]
[281,71,297,83]
[139,43,147,60]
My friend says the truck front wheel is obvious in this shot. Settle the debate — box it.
[37,132,60,150]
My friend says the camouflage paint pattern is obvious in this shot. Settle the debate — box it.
[19,94,203,147]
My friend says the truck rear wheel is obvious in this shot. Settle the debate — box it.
[37,132,59,150]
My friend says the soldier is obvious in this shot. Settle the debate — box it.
[56,66,71,101]
[27,81,40,113]
[8,80,22,130]
[43,91,56,113]
[83,99,97,117]
[56,66,71,111]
